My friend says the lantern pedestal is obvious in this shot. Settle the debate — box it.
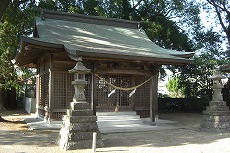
[59,101,104,150]
[200,69,230,133]
[58,58,104,150]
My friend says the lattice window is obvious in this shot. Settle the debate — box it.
[85,74,91,103]
[66,73,74,108]
[95,75,132,108]
[134,75,150,108]
[119,75,131,106]
[53,72,67,109]
[52,112,65,119]
[52,72,91,110]
[39,75,44,106]
[38,109,45,117]
[38,72,50,108]
[96,75,109,107]
[44,73,49,107]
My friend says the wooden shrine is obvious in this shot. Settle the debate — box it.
[15,10,193,123]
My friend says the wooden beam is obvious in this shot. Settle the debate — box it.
[26,43,63,52]
[149,77,155,122]
[35,75,40,116]
[49,54,54,123]
[92,72,97,115]
[154,73,159,117]
[96,68,153,76]
[149,73,159,122]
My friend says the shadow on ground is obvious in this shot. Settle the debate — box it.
[0,130,58,147]
[102,128,230,148]
[0,127,229,149]
[0,110,230,151]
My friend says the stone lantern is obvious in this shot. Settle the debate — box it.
[58,57,104,150]
[200,68,230,133]
[68,57,90,102]
[209,68,225,101]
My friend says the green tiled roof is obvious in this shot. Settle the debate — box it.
[16,10,194,66]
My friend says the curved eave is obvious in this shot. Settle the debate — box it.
[15,36,64,67]
[65,46,194,65]
[20,36,64,48]
[170,52,195,59]
[16,36,194,67]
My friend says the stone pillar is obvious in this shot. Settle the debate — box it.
[200,69,230,133]
[58,57,104,150]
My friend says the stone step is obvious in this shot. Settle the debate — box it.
[97,118,143,125]
[98,123,148,133]
[209,101,227,106]
[200,120,230,129]
[70,102,90,110]
[96,111,143,127]
[97,115,141,120]
[206,106,229,111]
[66,109,93,116]
[62,121,99,131]
[202,110,230,116]
[62,115,97,123]
[200,126,230,133]
[202,115,230,122]
[96,111,138,116]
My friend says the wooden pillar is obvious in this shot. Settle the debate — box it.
[91,72,97,115]
[131,76,135,110]
[48,54,53,123]
[150,73,158,122]
[48,69,52,123]
[154,73,159,116]
[35,75,40,116]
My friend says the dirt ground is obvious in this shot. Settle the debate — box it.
[1,110,230,153]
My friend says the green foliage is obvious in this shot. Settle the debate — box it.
[178,27,228,97]
[201,0,230,46]
[166,76,186,98]
[0,0,227,102]
[136,0,200,51]
[0,1,37,92]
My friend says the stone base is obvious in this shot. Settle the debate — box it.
[59,136,104,150]
[58,101,104,150]
[200,126,230,133]
[200,100,230,134]
[200,119,230,133]
[59,128,102,140]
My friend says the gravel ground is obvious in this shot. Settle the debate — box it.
[0,111,230,153]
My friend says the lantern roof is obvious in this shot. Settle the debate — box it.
[69,57,91,74]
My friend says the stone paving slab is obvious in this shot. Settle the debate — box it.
[23,112,181,133]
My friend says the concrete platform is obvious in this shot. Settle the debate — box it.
[23,112,192,133]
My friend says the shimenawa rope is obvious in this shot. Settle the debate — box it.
[95,74,153,91]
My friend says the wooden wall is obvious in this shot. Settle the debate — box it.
[36,51,158,121]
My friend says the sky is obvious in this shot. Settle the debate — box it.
[198,1,228,50]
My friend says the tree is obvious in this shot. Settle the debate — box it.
[0,0,227,115]
[167,76,186,98]
[177,27,228,98]
[0,0,10,20]
[206,0,230,43]
[201,0,230,58]
[0,0,37,112]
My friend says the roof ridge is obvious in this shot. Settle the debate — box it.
[41,10,139,29]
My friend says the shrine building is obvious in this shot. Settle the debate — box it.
[15,10,194,122]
